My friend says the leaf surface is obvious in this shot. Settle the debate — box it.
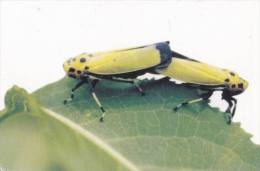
[0,78,259,171]
[0,86,138,171]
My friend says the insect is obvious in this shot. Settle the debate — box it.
[63,41,248,124]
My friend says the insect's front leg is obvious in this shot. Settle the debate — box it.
[226,97,237,125]
[231,97,237,118]
[89,79,106,122]
[64,80,86,104]
[111,77,145,96]
[224,99,233,125]
[222,92,237,125]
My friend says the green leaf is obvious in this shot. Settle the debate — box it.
[1,78,260,171]
[0,86,138,171]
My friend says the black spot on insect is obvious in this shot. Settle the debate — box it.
[77,70,82,74]
[238,83,243,89]
[231,84,236,88]
[69,67,75,72]
[225,78,230,82]
[85,66,89,70]
[230,72,235,76]
[80,58,86,63]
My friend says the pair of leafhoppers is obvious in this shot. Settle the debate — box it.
[63,41,248,124]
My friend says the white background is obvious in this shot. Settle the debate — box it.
[0,0,259,144]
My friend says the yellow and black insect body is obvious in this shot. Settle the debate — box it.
[157,53,248,124]
[63,42,172,80]
[63,42,173,122]
[63,41,248,124]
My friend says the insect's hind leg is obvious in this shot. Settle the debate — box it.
[111,77,145,96]
[222,94,237,124]
[89,79,106,122]
[64,80,86,104]
[174,91,213,112]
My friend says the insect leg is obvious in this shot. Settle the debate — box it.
[174,91,213,112]
[89,79,106,122]
[111,77,145,96]
[227,97,237,124]
[64,80,86,104]
[133,79,145,96]
[221,91,238,124]
[224,99,233,124]
[231,97,237,117]
[225,99,233,113]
